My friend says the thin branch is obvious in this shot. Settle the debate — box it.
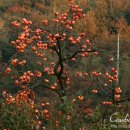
[63,48,98,61]
[31,82,62,99]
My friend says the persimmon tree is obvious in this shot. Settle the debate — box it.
[1,0,121,106]
[1,1,129,130]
